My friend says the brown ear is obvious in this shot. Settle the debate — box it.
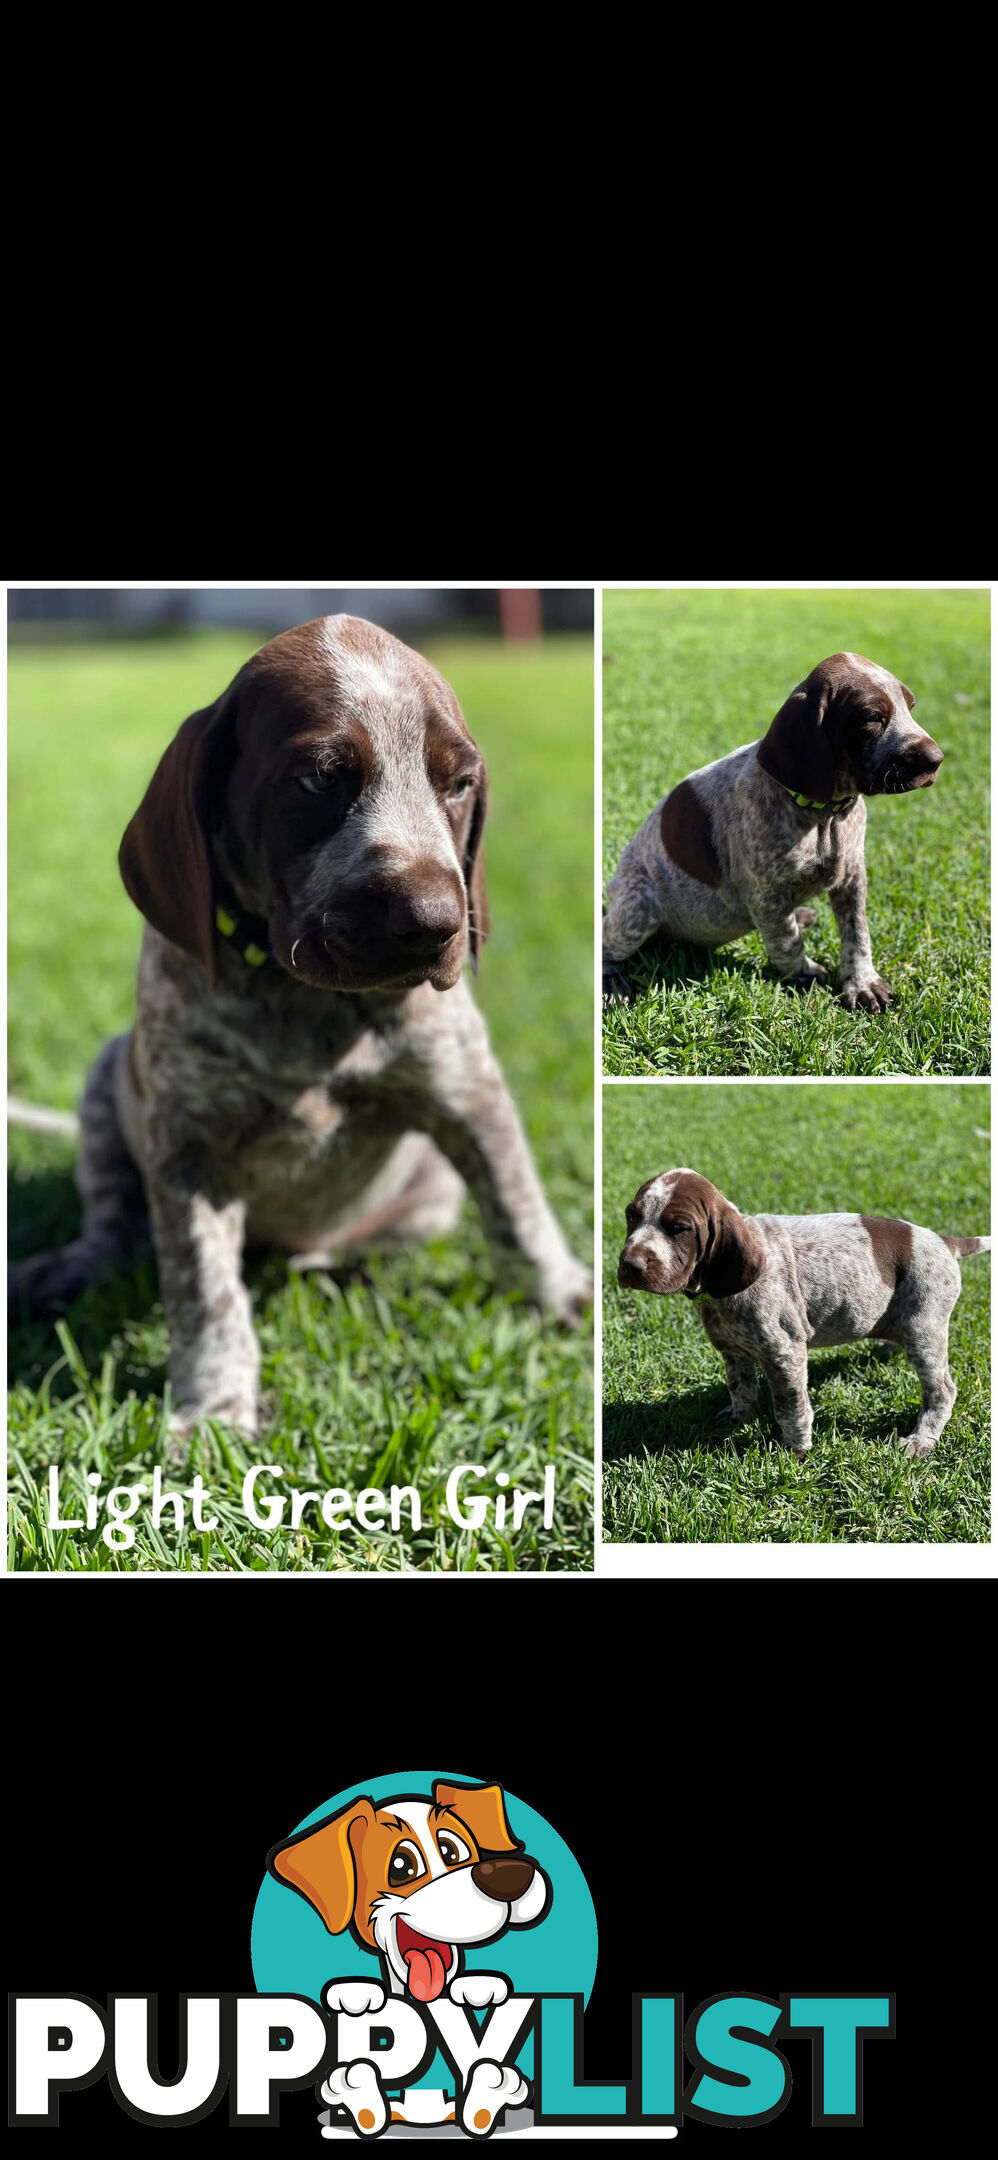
[757,679,838,802]
[432,1779,520,1855]
[118,699,229,983]
[899,681,916,710]
[699,1198,767,1298]
[267,1797,378,1935]
[463,772,490,972]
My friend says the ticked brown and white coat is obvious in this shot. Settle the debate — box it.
[603,651,943,1004]
[9,617,592,1440]
[617,1169,989,1458]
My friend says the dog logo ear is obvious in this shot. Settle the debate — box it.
[757,676,838,803]
[463,771,490,973]
[118,697,229,983]
[432,1779,520,1855]
[267,1797,378,1935]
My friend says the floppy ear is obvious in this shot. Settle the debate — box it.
[757,679,838,802]
[463,771,490,973]
[899,681,916,710]
[699,1197,767,1299]
[432,1780,520,1855]
[118,698,229,983]
[267,1797,378,1935]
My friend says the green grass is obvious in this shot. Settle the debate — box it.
[7,631,594,1572]
[602,589,990,1074]
[602,1084,990,1543]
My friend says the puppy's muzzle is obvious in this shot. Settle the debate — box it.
[618,1254,647,1288]
[888,737,944,792]
[383,875,465,958]
[471,1854,536,1903]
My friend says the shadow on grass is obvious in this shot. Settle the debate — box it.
[603,1346,906,1463]
[6,1155,384,1399]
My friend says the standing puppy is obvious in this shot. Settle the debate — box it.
[603,652,942,1005]
[617,1168,988,1458]
[10,617,592,1438]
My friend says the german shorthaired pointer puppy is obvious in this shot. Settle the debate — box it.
[603,652,943,1006]
[617,1169,989,1459]
[10,616,592,1440]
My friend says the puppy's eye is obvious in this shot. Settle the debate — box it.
[436,1832,470,1867]
[388,1841,423,1885]
[298,769,339,795]
[665,1221,690,1236]
[447,773,475,800]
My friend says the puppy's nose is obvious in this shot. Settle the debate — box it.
[471,1855,535,1904]
[618,1255,644,1287]
[385,879,464,952]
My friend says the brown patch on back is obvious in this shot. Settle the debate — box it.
[862,1215,914,1289]
[660,779,721,888]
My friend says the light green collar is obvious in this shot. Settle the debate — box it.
[782,785,855,814]
[215,902,268,968]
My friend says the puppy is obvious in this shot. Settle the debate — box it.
[603,651,942,1006]
[617,1168,988,1457]
[269,1778,549,2133]
[9,616,592,1439]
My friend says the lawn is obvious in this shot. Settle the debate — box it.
[7,630,594,1572]
[602,589,990,1075]
[602,1084,990,1543]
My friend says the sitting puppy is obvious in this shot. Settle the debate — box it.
[603,651,943,1006]
[10,616,592,1438]
[617,1168,989,1458]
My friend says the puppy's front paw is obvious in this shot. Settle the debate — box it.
[839,973,893,1014]
[602,962,635,1003]
[449,1973,509,2008]
[459,2061,528,2137]
[783,960,828,994]
[320,2061,387,2137]
[324,1980,387,2016]
[540,1259,594,1327]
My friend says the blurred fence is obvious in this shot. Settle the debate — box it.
[7,589,592,640]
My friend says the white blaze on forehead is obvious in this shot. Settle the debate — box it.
[318,613,412,705]
[316,616,464,875]
[384,1797,450,1879]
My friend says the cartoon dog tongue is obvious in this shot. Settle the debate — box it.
[398,1922,450,2002]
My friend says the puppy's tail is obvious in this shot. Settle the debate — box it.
[941,1233,991,1258]
[7,1096,80,1138]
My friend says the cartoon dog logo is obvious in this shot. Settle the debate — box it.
[268,1777,551,2135]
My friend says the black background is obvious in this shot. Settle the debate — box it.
[7,1582,963,2147]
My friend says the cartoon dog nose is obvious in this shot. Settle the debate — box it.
[471,1855,535,1903]
[385,879,464,951]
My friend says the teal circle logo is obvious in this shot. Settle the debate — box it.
[251,1771,598,2091]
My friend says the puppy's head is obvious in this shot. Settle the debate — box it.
[617,1168,766,1299]
[268,1779,549,2004]
[119,615,489,992]
[757,652,942,805]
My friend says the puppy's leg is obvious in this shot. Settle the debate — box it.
[745,896,828,992]
[829,869,893,1013]
[760,1350,813,1456]
[602,865,664,1001]
[421,1028,592,1324]
[900,1327,957,1458]
[8,1035,149,1318]
[146,1166,259,1443]
[714,1353,759,1426]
